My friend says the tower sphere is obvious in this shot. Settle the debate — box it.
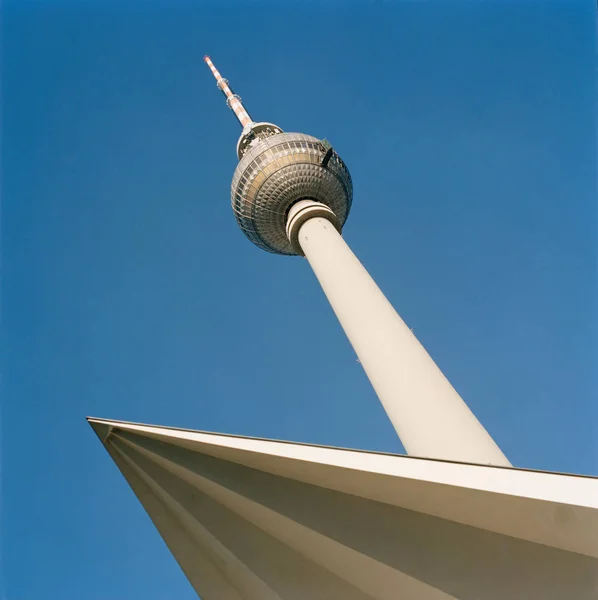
[231,130,353,255]
[203,55,352,256]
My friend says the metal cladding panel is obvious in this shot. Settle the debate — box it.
[89,417,598,600]
[231,133,352,255]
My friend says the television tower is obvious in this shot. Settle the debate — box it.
[204,56,510,466]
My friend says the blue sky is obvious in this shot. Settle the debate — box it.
[2,1,596,598]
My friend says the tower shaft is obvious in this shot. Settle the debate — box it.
[287,201,511,466]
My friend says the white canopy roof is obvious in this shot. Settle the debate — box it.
[89,417,598,600]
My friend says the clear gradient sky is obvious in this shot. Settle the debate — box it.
[2,1,597,599]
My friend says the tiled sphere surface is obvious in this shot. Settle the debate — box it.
[231,132,352,255]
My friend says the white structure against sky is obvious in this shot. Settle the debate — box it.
[204,55,509,466]
[89,57,598,599]
[88,417,598,600]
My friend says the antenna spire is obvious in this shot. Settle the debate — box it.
[204,56,253,129]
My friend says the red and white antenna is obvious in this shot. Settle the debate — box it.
[204,56,253,129]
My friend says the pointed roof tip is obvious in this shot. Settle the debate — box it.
[86,416,114,443]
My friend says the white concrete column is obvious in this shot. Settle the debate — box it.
[287,200,510,466]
